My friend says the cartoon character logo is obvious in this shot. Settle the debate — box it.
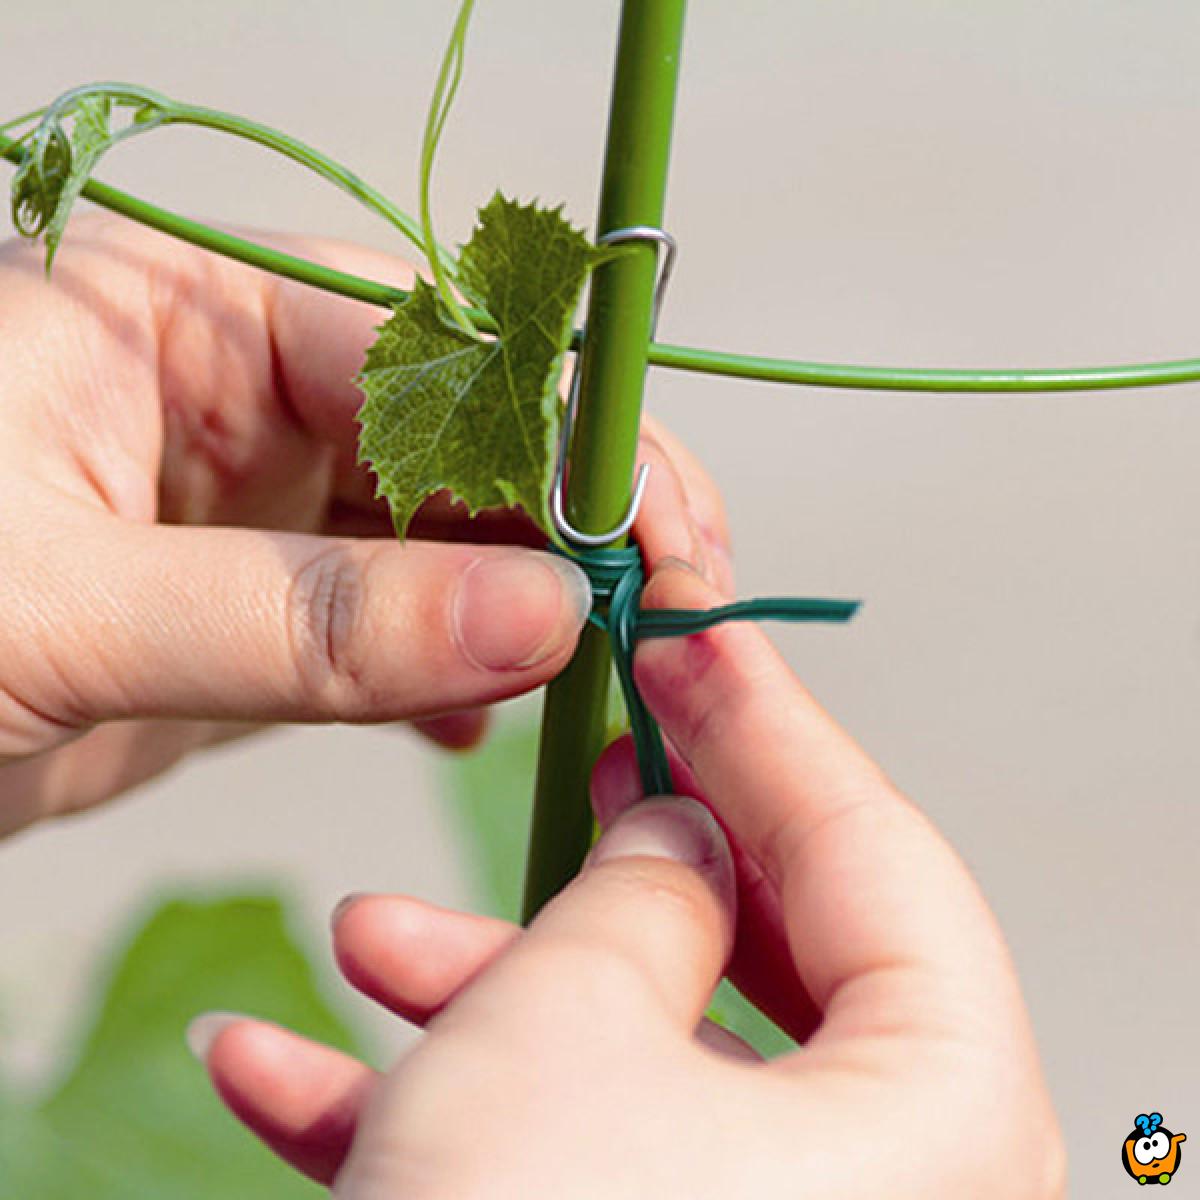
[1123,1113,1186,1185]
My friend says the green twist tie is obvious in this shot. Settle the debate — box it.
[548,543,861,796]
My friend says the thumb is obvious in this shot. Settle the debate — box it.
[12,516,590,736]
[444,797,736,1039]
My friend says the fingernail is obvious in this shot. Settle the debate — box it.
[658,554,703,578]
[454,551,591,671]
[331,892,367,930]
[588,796,726,871]
[185,1011,247,1064]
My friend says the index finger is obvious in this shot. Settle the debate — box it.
[632,561,1029,1051]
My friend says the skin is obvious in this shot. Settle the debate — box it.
[0,215,732,836]
[194,560,1067,1199]
[0,213,1063,1195]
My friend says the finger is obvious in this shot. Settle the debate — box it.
[334,895,762,1063]
[333,894,518,1025]
[0,706,459,838]
[695,1017,764,1063]
[6,514,590,736]
[409,707,489,751]
[438,797,736,1042]
[405,491,546,548]
[262,234,418,514]
[630,432,710,582]
[632,560,1027,1050]
[0,717,219,835]
[188,1013,376,1187]
[639,413,734,592]
[592,735,820,1043]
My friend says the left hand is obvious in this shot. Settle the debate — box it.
[0,215,731,834]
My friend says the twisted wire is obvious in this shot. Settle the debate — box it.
[549,543,860,795]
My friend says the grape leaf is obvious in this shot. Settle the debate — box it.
[357,192,612,538]
[11,94,118,269]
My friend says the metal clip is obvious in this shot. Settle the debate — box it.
[550,226,677,547]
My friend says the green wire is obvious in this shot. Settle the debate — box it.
[556,545,859,796]
[6,126,1200,395]
[637,597,861,637]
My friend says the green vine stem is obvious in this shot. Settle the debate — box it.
[0,107,46,136]
[418,0,480,337]
[520,0,690,922]
[7,127,1200,396]
[0,128,407,304]
[18,84,459,279]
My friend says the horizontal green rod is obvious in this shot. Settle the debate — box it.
[646,343,1200,393]
[5,129,1200,396]
[1,129,412,307]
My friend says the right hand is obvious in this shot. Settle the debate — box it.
[194,559,1065,1199]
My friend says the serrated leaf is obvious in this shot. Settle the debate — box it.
[357,193,609,538]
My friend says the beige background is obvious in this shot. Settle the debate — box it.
[3,2,1199,1193]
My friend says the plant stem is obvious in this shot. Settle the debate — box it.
[14,136,1200,398]
[521,0,689,923]
[644,344,1200,392]
[164,100,439,265]
[0,129,409,305]
[29,83,458,275]
[419,0,480,337]
[8,128,1200,395]
[0,106,46,135]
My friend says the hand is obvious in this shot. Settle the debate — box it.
[0,216,731,836]
[192,560,1065,1199]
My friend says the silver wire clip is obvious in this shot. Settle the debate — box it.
[550,226,678,548]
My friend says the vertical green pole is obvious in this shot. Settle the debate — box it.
[522,0,688,922]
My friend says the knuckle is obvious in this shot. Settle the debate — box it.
[286,542,381,718]
[0,684,82,762]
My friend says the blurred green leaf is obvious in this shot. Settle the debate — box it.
[441,712,797,1059]
[1,892,363,1197]
[442,708,540,921]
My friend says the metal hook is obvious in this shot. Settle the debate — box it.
[596,225,677,341]
[550,226,677,548]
